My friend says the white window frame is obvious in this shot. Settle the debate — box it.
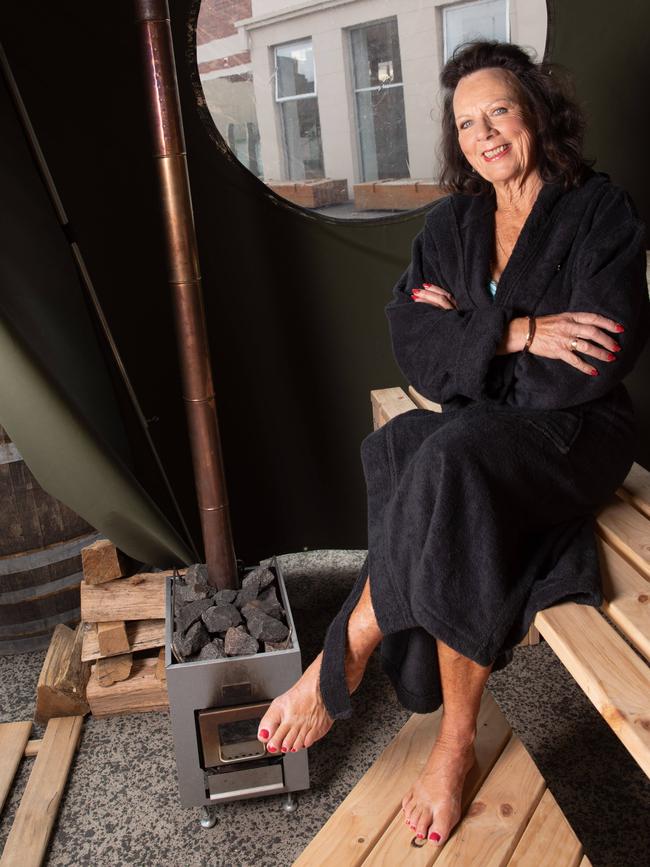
[273,38,318,104]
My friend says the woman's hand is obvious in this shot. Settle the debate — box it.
[517,311,624,375]
[411,283,458,310]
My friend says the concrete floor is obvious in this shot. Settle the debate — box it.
[1,550,648,867]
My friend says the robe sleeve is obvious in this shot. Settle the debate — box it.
[384,219,513,405]
[507,187,650,409]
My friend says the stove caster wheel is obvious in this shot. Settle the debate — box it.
[282,791,298,813]
[200,805,218,829]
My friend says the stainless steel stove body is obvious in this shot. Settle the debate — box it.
[165,557,310,808]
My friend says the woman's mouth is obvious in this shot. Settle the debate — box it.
[482,143,511,161]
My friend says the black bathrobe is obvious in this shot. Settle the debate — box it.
[319,169,650,719]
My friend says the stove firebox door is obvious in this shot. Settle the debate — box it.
[198,702,272,768]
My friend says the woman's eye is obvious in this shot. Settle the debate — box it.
[493,107,507,115]
[459,120,471,130]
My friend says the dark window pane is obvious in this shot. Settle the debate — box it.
[280,97,324,180]
[356,87,409,181]
[351,18,403,90]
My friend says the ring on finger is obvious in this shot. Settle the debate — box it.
[570,336,579,351]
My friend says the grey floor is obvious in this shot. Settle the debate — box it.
[1,550,648,867]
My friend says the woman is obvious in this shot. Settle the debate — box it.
[256,41,650,847]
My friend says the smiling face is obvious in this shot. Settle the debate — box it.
[452,67,537,187]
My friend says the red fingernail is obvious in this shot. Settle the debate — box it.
[607,353,616,361]
[590,369,599,376]
[612,343,621,351]
[259,729,269,738]
[429,832,441,841]
[615,324,625,332]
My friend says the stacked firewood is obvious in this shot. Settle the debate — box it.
[78,539,183,717]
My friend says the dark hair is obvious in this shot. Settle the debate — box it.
[439,40,593,195]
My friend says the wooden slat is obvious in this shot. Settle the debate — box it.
[293,691,511,867]
[598,537,650,662]
[616,461,650,520]
[0,715,83,867]
[596,496,650,581]
[24,740,41,758]
[370,387,417,430]
[81,618,165,661]
[506,788,583,866]
[435,736,545,866]
[534,602,650,776]
[407,385,443,413]
[0,721,32,813]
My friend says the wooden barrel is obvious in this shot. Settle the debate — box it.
[0,423,102,654]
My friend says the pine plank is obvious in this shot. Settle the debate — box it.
[616,461,650,519]
[24,740,41,758]
[596,496,650,581]
[86,655,168,716]
[80,538,132,585]
[0,715,83,867]
[407,385,443,414]
[534,602,650,776]
[360,695,512,866]
[0,721,32,813]
[598,537,650,662]
[80,572,168,622]
[292,691,511,867]
[370,387,417,430]
[506,788,583,866]
[435,736,545,866]
[95,653,133,686]
[81,618,165,661]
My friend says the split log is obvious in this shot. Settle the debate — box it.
[96,620,130,656]
[81,618,165,661]
[34,623,91,724]
[86,655,168,717]
[95,653,133,686]
[80,571,168,622]
[80,538,133,585]
[155,647,166,682]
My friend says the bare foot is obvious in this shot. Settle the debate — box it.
[401,733,477,846]
[257,574,383,754]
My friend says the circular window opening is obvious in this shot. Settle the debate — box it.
[194,0,548,221]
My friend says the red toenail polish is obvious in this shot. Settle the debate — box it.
[429,832,441,841]
[416,833,424,839]
[268,746,277,752]
[259,729,269,738]
[281,747,287,752]
[290,748,296,752]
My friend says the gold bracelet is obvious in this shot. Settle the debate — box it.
[523,316,536,353]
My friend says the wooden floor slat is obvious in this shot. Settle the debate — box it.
[293,691,511,867]
[0,721,32,814]
[0,716,83,867]
[360,693,512,866]
[435,735,545,866]
[596,496,650,581]
[506,788,583,866]
[598,537,650,661]
[534,602,650,776]
[616,461,650,520]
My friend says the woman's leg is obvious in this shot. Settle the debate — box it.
[256,572,384,753]
[402,639,494,845]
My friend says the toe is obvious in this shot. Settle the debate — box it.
[292,724,309,752]
[427,822,442,845]
[280,726,301,753]
[409,806,422,830]
[268,721,292,752]
[416,810,432,840]
[258,703,282,743]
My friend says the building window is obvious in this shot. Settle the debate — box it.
[443,0,509,63]
[274,39,325,181]
[349,18,409,183]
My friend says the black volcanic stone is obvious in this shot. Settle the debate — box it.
[174,578,211,607]
[244,609,289,642]
[242,566,275,591]
[172,620,209,661]
[202,603,242,633]
[175,597,213,633]
[224,625,259,656]
[235,582,260,608]
[212,588,238,605]
[241,596,284,620]
[197,638,226,660]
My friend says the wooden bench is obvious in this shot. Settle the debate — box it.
[294,385,649,866]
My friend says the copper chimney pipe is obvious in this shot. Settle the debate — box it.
[134,0,238,590]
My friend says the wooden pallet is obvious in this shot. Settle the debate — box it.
[372,385,650,777]
[293,691,591,866]
[0,716,84,867]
